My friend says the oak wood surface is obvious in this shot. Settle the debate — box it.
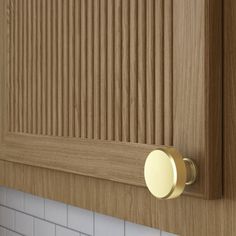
[173,0,222,198]
[1,133,157,187]
[0,0,222,199]
[6,0,169,144]
[0,0,7,142]
[0,0,230,235]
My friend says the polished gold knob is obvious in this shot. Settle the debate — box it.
[144,147,197,199]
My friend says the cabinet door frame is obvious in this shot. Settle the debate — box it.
[0,0,222,212]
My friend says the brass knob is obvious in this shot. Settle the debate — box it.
[144,147,197,199]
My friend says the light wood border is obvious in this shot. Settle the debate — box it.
[1,133,157,187]
[173,0,222,198]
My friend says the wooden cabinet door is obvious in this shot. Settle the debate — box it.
[0,0,224,235]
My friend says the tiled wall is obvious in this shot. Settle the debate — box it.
[0,187,176,236]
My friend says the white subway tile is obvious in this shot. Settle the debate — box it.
[68,205,93,235]
[125,222,160,236]
[45,199,67,226]
[56,226,80,236]
[95,213,124,236]
[161,231,177,236]
[0,227,6,236]
[6,189,24,211]
[15,211,34,236]
[0,187,6,205]
[0,206,15,230]
[6,230,21,236]
[24,193,44,218]
[34,218,55,236]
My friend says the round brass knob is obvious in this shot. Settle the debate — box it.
[144,147,197,199]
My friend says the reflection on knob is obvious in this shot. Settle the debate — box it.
[144,147,197,199]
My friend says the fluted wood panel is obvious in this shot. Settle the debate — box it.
[7,0,172,145]
[1,0,223,209]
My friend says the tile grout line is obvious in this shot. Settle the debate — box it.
[0,204,92,236]
[93,212,95,236]
[23,193,26,211]
[0,225,24,236]
[55,220,56,236]
[33,217,35,236]
[67,204,69,227]
[43,198,46,219]
[14,207,16,232]
[124,220,126,236]
[0,187,167,236]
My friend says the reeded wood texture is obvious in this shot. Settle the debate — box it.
[1,0,222,199]
[7,0,171,145]
[0,0,231,234]
[0,11,232,232]
[3,1,230,235]
[0,0,7,142]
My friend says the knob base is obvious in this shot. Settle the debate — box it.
[184,158,197,185]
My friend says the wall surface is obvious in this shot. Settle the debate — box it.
[0,186,176,236]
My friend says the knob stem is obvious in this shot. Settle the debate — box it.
[184,158,197,185]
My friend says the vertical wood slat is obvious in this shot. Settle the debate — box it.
[7,0,10,132]
[22,0,27,133]
[36,0,41,134]
[87,0,93,139]
[46,0,52,135]
[52,0,58,136]
[57,0,63,137]
[93,0,100,140]
[146,0,155,144]
[164,0,173,145]
[129,0,138,143]
[74,0,81,138]
[114,0,122,141]
[137,0,146,143]
[68,0,75,137]
[62,0,68,137]
[18,0,23,133]
[8,0,171,146]
[41,0,47,135]
[155,0,164,145]
[107,0,114,141]
[9,0,14,132]
[32,0,37,134]
[27,0,32,133]
[14,0,18,132]
[122,0,130,142]
[100,0,107,140]
[80,0,87,138]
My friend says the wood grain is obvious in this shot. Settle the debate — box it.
[173,0,222,198]
[114,0,122,141]
[0,0,7,141]
[0,2,226,235]
[107,0,114,141]
[0,0,222,199]
[154,0,164,145]
[6,0,167,145]
[129,0,138,143]
[57,0,63,137]
[0,133,157,187]
[93,0,100,139]
[164,0,173,146]
[87,0,93,139]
